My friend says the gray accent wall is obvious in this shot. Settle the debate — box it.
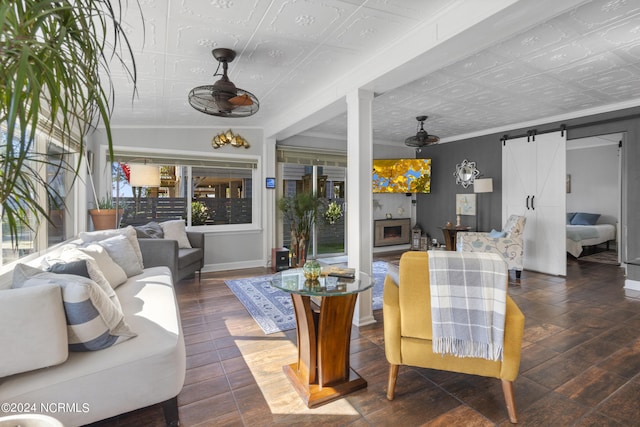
[415,135,502,244]
[416,106,640,281]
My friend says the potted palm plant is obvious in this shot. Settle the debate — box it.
[0,1,139,245]
[277,193,323,267]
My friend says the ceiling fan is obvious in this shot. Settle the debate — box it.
[404,115,439,147]
[188,48,260,118]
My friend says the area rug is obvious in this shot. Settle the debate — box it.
[579,250,620,265]
[225,261,390,334]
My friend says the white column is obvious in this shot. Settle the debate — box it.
[263,137,277,268]
[346,88,375,327]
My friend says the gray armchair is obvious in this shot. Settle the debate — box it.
[138,231,205,283]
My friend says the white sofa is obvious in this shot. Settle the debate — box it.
[0,229,186,427]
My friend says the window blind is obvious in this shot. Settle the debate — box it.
[277,146,347,167]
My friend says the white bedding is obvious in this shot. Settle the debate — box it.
[566,224,616,258]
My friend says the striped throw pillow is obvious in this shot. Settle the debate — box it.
[12,264,136,352]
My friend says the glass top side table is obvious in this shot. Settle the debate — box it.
[271,268,373,408]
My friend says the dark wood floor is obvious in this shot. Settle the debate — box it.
[91,251,640,426]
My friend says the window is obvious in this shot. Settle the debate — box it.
[111,152,258,228]
[1,127,78,266]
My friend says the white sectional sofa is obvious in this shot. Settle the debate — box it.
[0,227,186,426]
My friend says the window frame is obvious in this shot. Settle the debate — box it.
[0,126,82,273]
[106,145,262,233]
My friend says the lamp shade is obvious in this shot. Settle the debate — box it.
[474,178,493,194]
[129,164,161,187]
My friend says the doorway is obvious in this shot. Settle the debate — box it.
[566,133,622,264]
[279,163,346,258]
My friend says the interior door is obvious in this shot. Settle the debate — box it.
[503,131,566,276]
[502,136,538,270]
[534,132,566,275]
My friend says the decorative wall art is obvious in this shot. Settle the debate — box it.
[456,193,476,216]
[454,159,480,188]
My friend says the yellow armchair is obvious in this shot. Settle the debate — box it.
[383,251,525,423]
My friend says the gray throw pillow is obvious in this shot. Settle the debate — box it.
[134,221,164,239]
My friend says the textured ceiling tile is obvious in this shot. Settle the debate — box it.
[264,0,355,40]
[472,63,537,86]
[492,22,576,60]
[171,0,270,28]
[328,7,418,50]
[599,15,640,46]
[245,37,318,68]
[103,0,640,143]
[551,51,624,82]
[575,66,640,88]
[569,0,640,31]
[434,81,483,99]
[166,24,243,57]
[525,41,593,71]
[342,0,449,20]
[619,40,640,60]
[501,75,559,95]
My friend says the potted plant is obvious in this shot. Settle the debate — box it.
[89,195,123,230]
[0,1,139,245]
[189,201,209,226]
[277,193,323,267]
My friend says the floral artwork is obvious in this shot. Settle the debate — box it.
[372,159,431,193]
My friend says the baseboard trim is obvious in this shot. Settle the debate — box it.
[624,279,640,291]
[203,259,266,272]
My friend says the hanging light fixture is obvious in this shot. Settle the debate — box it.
[212,130,250,149]
[404,115,439,147]
[188,48,259,118]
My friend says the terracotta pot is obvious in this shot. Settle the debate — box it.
[88,209,123,230]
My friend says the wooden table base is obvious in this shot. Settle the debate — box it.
[284,292,367,407]
[283,363,367,408]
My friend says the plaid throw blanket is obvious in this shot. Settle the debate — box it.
[428,250,507,361]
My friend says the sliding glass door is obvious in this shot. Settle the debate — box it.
[280,163,346,258]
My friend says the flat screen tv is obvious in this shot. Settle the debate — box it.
[372,158,431,193]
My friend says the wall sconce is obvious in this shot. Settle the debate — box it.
[211,130,250,149]
[129,164,161,187]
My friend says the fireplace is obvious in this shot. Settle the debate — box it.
[374,218,411,247]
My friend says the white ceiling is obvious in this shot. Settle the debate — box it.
[108,0,640,146]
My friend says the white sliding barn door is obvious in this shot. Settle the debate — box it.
[503,131,566,276]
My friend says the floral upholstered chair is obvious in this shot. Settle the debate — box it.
[457,215,526,279]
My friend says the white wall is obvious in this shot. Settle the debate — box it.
[372,143,417,252]
[567,142,619,224]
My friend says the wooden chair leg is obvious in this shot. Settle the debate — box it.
[501,379,518,423]
[387,364,399,400]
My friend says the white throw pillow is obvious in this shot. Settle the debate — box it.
[0,284,68,376]
[12,264,136,352]
[160,220,192,249]
[79,226,144,270]
[73,244,128,289]
[97,235,144,277]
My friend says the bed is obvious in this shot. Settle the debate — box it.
[566,212,617,258]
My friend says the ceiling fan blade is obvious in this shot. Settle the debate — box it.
[229,94,253,106]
